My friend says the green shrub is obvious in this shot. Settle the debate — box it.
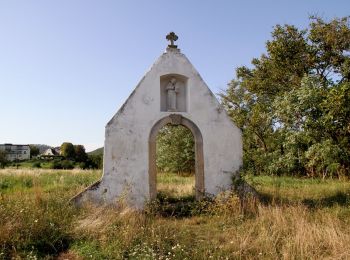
[32,162,41,168]
[61,160,74,170]
[49,160,74,169]
[0,179,12,190]
[49,160,62,169]
[86,154,103,169]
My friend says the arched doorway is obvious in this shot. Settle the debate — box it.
[149,114,204,200]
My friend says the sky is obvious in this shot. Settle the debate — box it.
[0,0,349,152]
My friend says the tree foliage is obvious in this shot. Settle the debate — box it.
[87,154,103,169]
[220,16,350,178]
[74,145,88,162]
[156,124,195,174]
[0,150,8,169]
[60,142,75,159]
[29,145,39,158]
[59,142,94,167]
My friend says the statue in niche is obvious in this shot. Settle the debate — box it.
[166,77,179,111]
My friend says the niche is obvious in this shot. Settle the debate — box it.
[160,74,187,112]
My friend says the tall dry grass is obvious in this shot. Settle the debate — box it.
[215,203,350,259]
[70,196,350,259]
[1,169,350,259]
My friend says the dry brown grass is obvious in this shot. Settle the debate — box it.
[220,205,350,259]
[69,191,350,259]
[0,168,97,176]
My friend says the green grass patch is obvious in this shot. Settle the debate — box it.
[156,172,195,199]
[246,175,350,206]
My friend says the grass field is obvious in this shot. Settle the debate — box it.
[157,172,195,198]
[5,160,53,169]
[1,169,350,259]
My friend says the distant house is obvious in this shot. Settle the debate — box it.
[42,148,57,156]
[0,144,30,161]
[54,147,61,155]
[39,148,63,160]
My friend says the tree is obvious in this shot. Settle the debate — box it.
[29,145,39,158]
[74,145,88,162]
[60,142,75,159]
[156,124,195,174]
[220,16,350,178]
[87,154,103,169]
[0,150,8,168]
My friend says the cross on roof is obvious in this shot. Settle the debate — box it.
[166,32,178,48]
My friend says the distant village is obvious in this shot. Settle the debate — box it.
[0,143,62,161]
[0,143,103,169]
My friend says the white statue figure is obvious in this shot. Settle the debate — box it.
[166,77,179,111]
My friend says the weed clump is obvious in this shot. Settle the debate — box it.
[0,169,101,259]
[0,191,76,258]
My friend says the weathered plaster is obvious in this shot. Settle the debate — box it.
[73,47,242,208]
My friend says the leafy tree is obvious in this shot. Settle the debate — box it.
[74,145,88,162]
[29,145,39,158]
[305,140,341,179]
[0,150,8,168]
[60,142,75,159]
[156,124,195,174]
[220,16,350,178]
[86,154,103,169]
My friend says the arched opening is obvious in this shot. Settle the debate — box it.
[156,124,195,199]
[149,115,204,200]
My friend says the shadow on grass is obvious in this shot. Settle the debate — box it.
[147,189,350,218]
[257,192,290,206]
[302,191,350,209]
[258,191,350,209]
[145,192,212,218]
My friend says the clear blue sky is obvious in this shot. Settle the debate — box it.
[0,1,349,151]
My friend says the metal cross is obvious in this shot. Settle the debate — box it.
[166,32,178,48]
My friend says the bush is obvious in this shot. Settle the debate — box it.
[85,154,103,169]
[49,160,74,170]
[32,162,41,168]
[61,160,74,170]
[78,162,86,169]
[49,160,63,169]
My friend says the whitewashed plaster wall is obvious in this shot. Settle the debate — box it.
[74,48,242,208]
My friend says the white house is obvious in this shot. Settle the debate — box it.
[0,144,30,161]
[42,148,57,156]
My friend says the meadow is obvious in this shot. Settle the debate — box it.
[1,169,350,259]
